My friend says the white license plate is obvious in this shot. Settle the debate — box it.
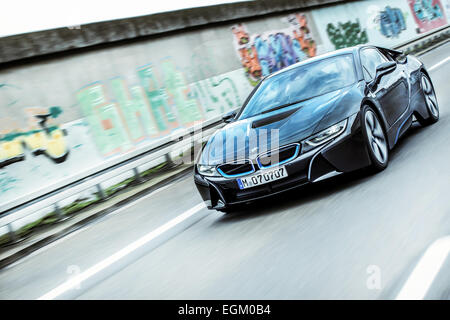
[237,166,288,189]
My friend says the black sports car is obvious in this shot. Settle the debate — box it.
[194,45,439,212]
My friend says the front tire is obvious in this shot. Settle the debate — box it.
[361,105,389,172]
[417,72,439,126]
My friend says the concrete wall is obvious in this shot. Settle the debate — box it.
[0,0,449,209]
[0,0,350,64]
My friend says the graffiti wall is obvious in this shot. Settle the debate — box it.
[0,0,448,207]
[408,0,447,32]
[0,105,68,169]
[232,12,321,85]
[311,0,433,51]
[326,19,369,49]
[0,119,104,199]
[0,26,252,206]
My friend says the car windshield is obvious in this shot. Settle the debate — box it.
[238,54,357,119]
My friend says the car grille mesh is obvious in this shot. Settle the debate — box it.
[216,144,300,177]
[217,161,254,177]
[257,144,300,169]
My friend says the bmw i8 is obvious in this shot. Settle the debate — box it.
[194,45,439,212]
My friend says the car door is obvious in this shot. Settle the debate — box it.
[360,47,409,127]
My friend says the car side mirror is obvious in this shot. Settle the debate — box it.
[367,61,397,92]
[396,53,408,64]
[376,61,397,74]
[222,110,237,123]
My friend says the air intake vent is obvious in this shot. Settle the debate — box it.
[217,161,255,178]
[257,144,300,169]
[251,107,300,128]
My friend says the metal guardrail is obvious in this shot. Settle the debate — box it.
[1,114,228,214]
[392,24,449,52]
[1,24,449,242]
[0,113,228,241]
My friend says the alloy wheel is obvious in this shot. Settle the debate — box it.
[421,75,439,118]
[365,110,388,165]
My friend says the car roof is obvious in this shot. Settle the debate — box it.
[266,45,362,80]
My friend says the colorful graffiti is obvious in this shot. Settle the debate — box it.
[160,59,204,127]
[379,6,407,38]
[232,13,318,85]
[408,0,447,33]
[78,59,205,157]
[326,19,368,49]
[189,49,242,118]
[137,64,178,134]
[3,0,450,211]
[0,106,69,168]
[78,83,135,157]
[0,171,18,193]
[190,74,240,118]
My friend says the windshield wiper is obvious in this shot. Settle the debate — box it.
[259,98,309,115]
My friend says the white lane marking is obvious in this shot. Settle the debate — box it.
[2,183,178,270]
[428,56,450,71]
[37,202,206,300]
[396,236,450,300]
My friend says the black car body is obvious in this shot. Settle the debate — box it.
[194,45,439,212]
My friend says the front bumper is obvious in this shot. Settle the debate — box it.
[194,113,371,210]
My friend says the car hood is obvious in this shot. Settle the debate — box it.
[199,83,361,165]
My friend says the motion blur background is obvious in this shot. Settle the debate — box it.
[1,0,449,230]
[0,0,449,299]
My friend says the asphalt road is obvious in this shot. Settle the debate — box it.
[1,42,449,300]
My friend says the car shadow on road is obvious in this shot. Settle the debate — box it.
[215,122,428,224]
[215,168,374,224]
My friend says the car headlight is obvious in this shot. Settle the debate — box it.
[302,119,348,151]
[197,164,220,177]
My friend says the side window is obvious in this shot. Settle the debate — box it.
[360,48,388,81]
[362,66,372,81]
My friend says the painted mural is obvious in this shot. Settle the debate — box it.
[0,118,103,200]
[232,13,319,85]
[77,58,206,157]
[365,4,409,39]
[326,19,369,49]
[190,73,240,118]
[188,48,247,119]
[379,6,408,37]
[0,105,69,169]
[0,58,249,206]
[408,0,448,32]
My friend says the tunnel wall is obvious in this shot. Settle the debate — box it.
[0,0,449,207]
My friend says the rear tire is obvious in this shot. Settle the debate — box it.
[361,105,389,172]
[417,72,439,126]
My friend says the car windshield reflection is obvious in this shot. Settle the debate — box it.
[238,54,357,120]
